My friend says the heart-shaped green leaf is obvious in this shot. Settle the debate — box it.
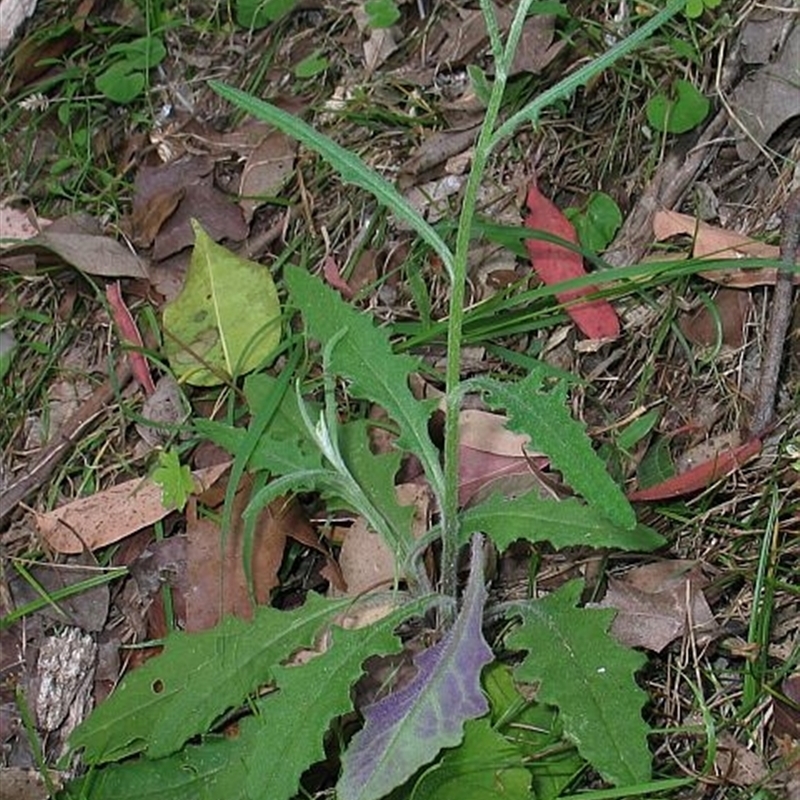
[646,79,709,134]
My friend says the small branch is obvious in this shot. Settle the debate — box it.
[0,362,133,528]
[750,188,800,437]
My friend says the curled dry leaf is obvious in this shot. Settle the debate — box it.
[595,560,719,652]
[36,461,231,554]
[1,214,148,279]
[106,281,156,395]
[628,436,762,502]
[653,209,795,288]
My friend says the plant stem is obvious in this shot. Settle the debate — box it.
[439,0,687,599]
[440,0,533,599]
[490,0,687,148]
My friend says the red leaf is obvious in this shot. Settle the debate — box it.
[106,281,155,395]
[523,182,619,339]
[322,254,355,299]
[627,438,762,501]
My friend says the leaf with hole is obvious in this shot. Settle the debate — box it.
[70,592,350,763]
[67,603,421,800]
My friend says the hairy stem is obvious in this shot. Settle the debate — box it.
[440,0,533,599]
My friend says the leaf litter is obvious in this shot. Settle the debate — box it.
[1,2,798,800]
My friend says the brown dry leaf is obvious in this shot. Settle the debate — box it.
[272,495,345,592]
[239,130,296,223]
[130,155,247,261]
[714,733,768,786]
[731,21,800,160]
[183,485,288,632]
[36,461,231,553]
[679,288,751,348]
[458,409,549,506]
[10,25,79,91]
[336,516,395,597]
[596,560,719,652]
[363,27,398,75]
[135,375,191,449]
[1,214,148,279]
[508,13,565,75]
[773,673,800,741]
[154,183,248,260]
[401,124,481,182]
[653,210,794,288]
[433,7,511,66]
[336,484,430,596]
[130,186,185,248]
[674,429,742,475]
[0,200,47,239]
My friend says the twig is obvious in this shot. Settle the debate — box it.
[604,108,731,268]
[0,362,133,529]
[750,188,800,437]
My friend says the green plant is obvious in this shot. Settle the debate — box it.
[646,77,709,134]
[151,449,195,511]
[94,34,166,104]
[565,191,623,252]
[61,2,693,799]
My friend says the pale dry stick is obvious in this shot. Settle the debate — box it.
[0,362,133,529]
[749,188,800,437]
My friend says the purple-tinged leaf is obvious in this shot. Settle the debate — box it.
[337,535,493,800]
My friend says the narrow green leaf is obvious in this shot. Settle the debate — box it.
[285,266,444,501]
[460,492,664,552]
[508,581,652,786]
[209,81,455,279]
[475,369,636,529]
[162,221,281,386]
[70,593,349,763]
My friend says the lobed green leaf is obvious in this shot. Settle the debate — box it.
[508,581,652,786]
[474,368,636,529]
[460,491,664,551]
[70,593,349,763]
